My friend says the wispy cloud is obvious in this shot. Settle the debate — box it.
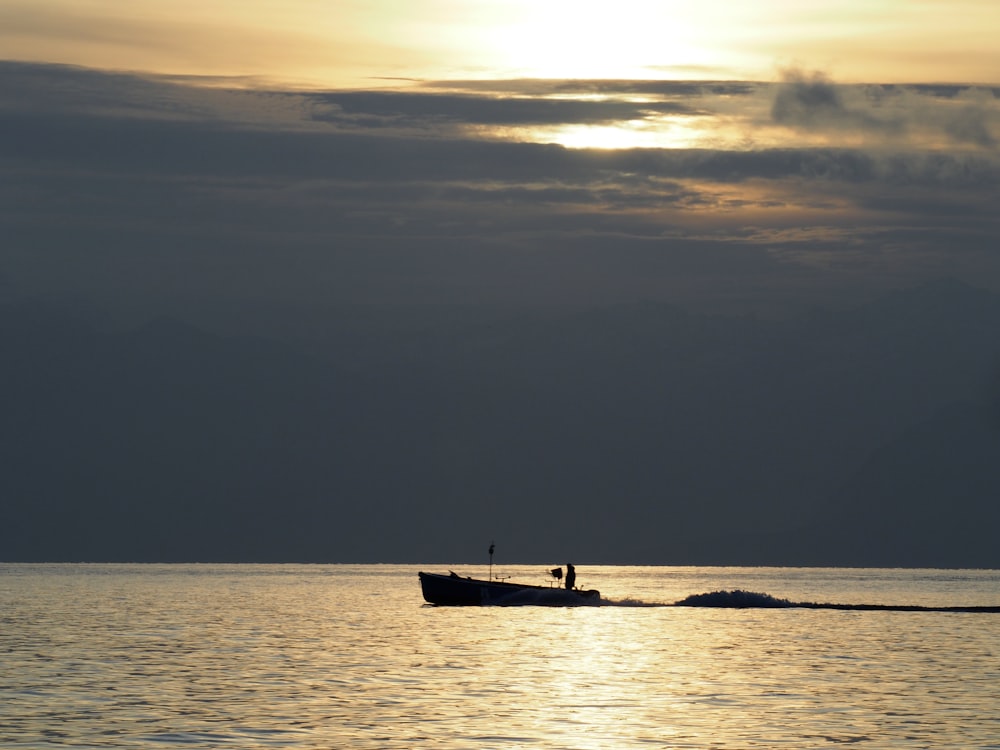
[771,69,905,135]
[770,68,999,150]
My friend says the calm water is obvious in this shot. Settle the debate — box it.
[2,564,999,749]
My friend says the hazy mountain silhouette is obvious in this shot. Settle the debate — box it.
[2,278,998,565]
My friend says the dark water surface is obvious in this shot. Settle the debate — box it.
[3,564,999,748]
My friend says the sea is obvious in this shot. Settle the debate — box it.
[2,564,999,749]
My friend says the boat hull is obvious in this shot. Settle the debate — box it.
[419,571,600,606]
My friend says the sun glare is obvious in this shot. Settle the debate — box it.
[526,118,709,150]
[481,0,714,80]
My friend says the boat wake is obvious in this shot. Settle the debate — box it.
[601,597,666,608]
[602,589,1000,612]
[598,590,794,608]
[674,590,794,608]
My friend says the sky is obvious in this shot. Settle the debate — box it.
[2,0,999,320]
[4,0,1000,85]
[3,1,1000,564]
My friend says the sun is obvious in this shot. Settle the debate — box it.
[480,0,711,80]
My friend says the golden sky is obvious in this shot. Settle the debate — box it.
[2,0,999,86]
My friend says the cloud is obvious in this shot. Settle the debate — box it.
[427,78,759,99]
[308,90,701,129]
[771,69,904,135]
[942,104,996,148]
[771,68,999,151]
[3,61,1000,319]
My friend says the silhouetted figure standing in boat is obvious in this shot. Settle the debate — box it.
[565,563,576,590]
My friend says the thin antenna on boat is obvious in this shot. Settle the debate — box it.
[488,542,495,581]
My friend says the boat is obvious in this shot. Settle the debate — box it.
[418,570,601,606]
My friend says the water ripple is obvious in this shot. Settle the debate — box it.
[2,564,998,748]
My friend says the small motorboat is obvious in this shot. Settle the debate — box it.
[418,570,601,606]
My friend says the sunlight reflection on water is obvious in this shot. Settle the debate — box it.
[2,564,998,748]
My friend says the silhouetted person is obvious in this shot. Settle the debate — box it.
[565,563,576,590]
